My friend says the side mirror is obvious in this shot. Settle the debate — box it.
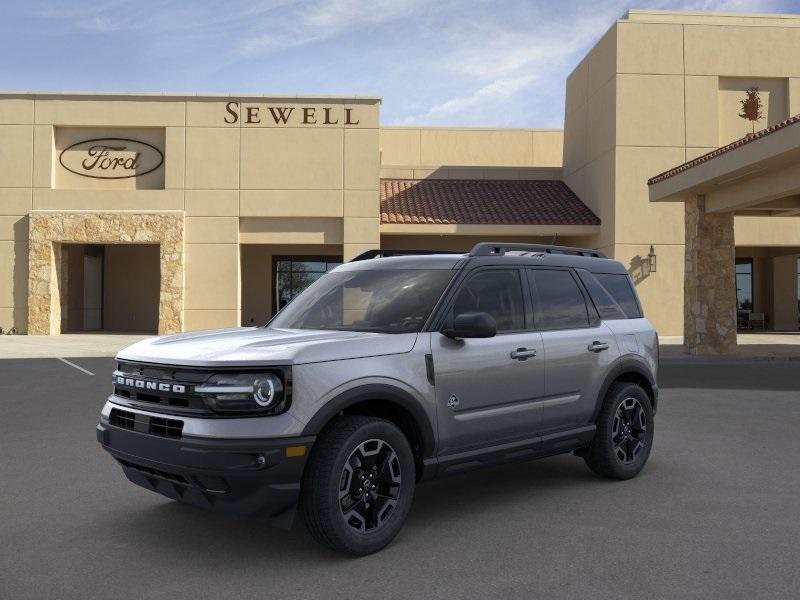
[442,312,497,339]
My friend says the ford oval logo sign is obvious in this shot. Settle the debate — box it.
[59,138,164,179]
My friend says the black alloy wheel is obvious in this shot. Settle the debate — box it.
[612,397,648,464]
[338,438,402,532]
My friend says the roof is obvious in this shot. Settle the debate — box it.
[0,90,382,102]
[339,249,627,274]
[380,179,600,226]
[648,114,800,185]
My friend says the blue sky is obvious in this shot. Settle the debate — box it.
[2,0,799,127]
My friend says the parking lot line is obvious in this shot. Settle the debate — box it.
[56,357,95,376]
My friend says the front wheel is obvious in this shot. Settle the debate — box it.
[584,382,654,480]
[300,416,415,556]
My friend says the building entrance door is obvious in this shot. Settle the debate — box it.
[82,246,104,330]
[64,244,159,333]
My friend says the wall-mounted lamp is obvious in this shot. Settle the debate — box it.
[648,245,657,273]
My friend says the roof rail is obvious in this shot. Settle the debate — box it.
[468,242,607,259]
[349,249,465,262]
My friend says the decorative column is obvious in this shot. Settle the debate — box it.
[684,195,737,354]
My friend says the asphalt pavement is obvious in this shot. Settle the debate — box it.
[1,357,799,599]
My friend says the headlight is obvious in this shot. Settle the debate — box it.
[195,372,286,414]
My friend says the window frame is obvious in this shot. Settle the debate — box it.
[526,266,601,332]
[433,266,533,335]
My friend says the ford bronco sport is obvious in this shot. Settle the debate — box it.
[97,242,658,555]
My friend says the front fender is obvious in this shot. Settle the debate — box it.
[301,380,436,460]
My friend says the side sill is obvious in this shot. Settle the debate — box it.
[421,425,596,480]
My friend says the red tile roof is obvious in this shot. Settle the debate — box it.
[380,179,600,226]
[648,114,800,185]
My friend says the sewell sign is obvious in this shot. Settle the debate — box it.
[223,101,361,126]
[58,138,164,179]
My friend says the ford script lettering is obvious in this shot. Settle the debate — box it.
[59,138,164,179]
[115,376,186,394]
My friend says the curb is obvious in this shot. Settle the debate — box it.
[660,354,800,364]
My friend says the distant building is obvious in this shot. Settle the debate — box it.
[1,9,799,352]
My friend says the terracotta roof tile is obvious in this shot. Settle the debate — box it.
[648,114,800,185]
[380,179,600,226]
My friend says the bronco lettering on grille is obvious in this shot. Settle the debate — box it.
[115,376,186,394]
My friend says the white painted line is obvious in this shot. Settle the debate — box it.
[57,357,95,376]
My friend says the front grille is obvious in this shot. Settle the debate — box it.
[149,416,183,438]
[117,458,188,484]
[113,362,212,414]
[107,407,184,439]
[109,408,135,430]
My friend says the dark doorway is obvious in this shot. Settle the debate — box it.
[64,244,159,333]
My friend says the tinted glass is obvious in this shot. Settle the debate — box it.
[594,273,642,319]
[577,270,626,320]
[531,269,589,330]
[735,258,753,311]
[270,269,454,333]
[450,270,525,332]
[275,257,342,311]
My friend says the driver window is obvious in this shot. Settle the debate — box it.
[451,270,525,332]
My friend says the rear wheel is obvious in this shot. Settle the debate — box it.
[300,416,415,555]
[584,382,654,480]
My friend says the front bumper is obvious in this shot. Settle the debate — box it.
[97,421,314,523]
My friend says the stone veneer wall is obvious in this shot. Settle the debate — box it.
[28,211,184,335]
[684,196,737,354]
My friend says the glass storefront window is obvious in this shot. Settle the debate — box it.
[735,258,753,311]
[274,256,342,313]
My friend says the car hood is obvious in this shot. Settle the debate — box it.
[116,327,418,367]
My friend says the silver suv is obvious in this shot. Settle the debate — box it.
[97,242,658,555]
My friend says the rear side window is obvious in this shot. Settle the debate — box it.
[529,269,589,330]
[577,270,627,320]
[594,273,642,319]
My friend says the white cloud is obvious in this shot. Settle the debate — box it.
[239,0,429,55]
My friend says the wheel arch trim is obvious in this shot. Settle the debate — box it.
[592,357,658,421]
[301,383,436,459]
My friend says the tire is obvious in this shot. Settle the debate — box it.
[300,415,415,556]
[584,382,654,480]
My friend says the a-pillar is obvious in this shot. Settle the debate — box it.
[684,195,737,354]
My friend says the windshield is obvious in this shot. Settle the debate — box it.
[269,269,454,334]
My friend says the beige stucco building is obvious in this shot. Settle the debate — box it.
[1,9,800,346]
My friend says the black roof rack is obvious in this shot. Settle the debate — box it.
[468,242,607,259]
[350,249,466,262]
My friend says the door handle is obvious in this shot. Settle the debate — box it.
[587,341,609,353]
[510,348,537,360]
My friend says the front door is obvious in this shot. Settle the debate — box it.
[527,268,620,432]
[432,268,545,456]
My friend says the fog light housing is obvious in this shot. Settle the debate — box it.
[196,372,286,414]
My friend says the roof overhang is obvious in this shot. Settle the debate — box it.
[648,116,800,214]
[380,223,600,236]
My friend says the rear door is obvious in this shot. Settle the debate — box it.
[432,267,545,456]
[527,268,620,433]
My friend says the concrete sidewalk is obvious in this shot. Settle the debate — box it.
[660,333,800,362]
[0,333,151,359]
